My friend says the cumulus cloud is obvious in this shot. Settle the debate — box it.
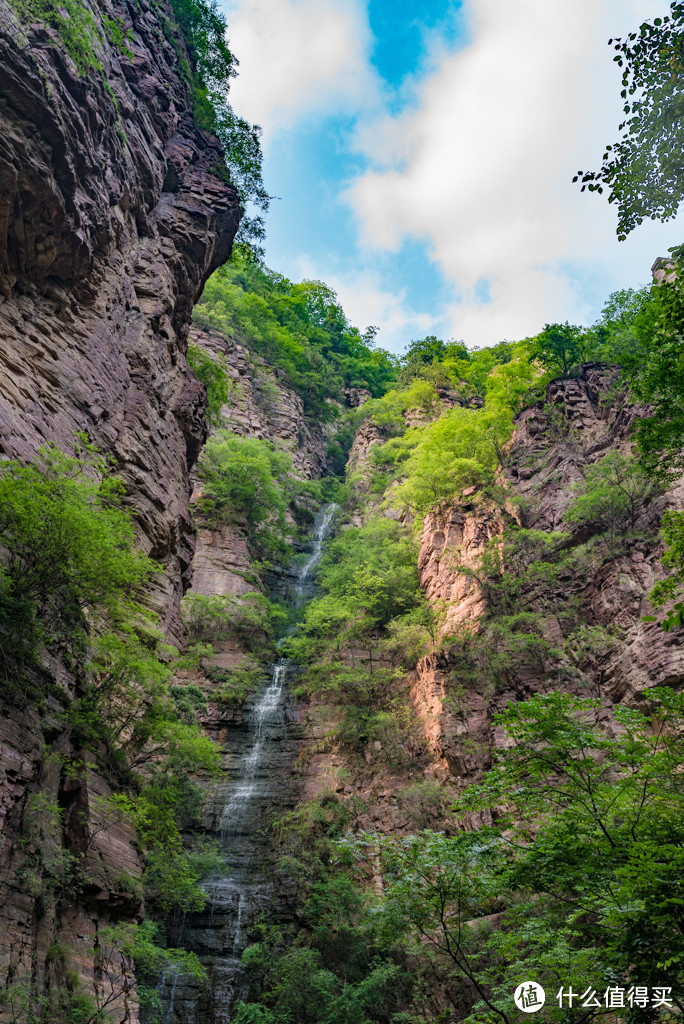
[225,0,379,134]
[347,0,681,347]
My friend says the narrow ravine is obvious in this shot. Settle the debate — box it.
[159,505,338,1024]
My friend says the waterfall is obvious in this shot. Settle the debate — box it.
[163,503,338,1024]
[218,659,288,835]
[293,502,338,604]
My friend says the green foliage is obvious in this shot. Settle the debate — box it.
[110,773,221,913]
[196,430,293,560]
[235,793,408,1024]
[387,405,506,514]
[564,450,655,542]
[11,0,104,73]
[194,261,397,415]
[603,261,684,626]
[396,780,454,830]
[285,517,424,675]
[170,683,208,723]
[14,791,81,916]
[96,920,207,1023]
[646,509,684,628]
[363,347,537,517]
[397,336,470,387]
[352,688,684,1023]
[167,0,268,237]
[621,261,684,474]
[187,343,233,427]
[529,321,586,377]
[382,356,536,516]
[364,381,441,437]
[0,441,154,671]
[182,591,285,653]
[439,524,624,708]
[213,661,264,704]
[284,516,429,763]
[168,0,236,91]
[575,4,684,239]
[0,441,226,1000]
[583,286,653,364]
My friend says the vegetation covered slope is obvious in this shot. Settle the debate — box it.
[189,246,679,1024]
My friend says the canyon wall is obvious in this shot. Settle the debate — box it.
[0,5,679,1013]
[0,0,240,1016]
[411,364,684,783]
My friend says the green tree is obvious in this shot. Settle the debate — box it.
[187,343,233,427]
[362,690,684,1023]
[621,264,684,475]
[575,4,684,239]
[196,430,292,559]
[460,691,684,1019]
[0,441,153,669]
[530,322,586,376]
[583,287,652,364]
[564,450,655,543]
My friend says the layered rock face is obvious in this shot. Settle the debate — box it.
[0,2,240,1017]
[190,325,327,482]
[0,0,241,638]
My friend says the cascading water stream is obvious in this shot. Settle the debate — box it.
[218,659,288,835]
[159,504,338,1024]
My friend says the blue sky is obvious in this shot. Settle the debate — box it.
[222,0,684,354]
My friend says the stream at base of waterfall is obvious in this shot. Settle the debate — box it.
[157,504,338,1024]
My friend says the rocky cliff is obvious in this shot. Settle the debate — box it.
[411,364,684,783]
[0,0,240,1016]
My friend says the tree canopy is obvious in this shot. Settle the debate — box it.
[575,3,684,239]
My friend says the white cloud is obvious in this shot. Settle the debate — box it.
[346,0,684,347]
[225,0,379,134]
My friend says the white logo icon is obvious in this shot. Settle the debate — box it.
[514,982,546,1013]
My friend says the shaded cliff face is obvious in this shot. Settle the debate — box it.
[0,3,240,1018]
[0,0,241,640]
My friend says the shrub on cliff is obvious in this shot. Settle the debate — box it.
[196,429,293,560]
[365,348,537,517]
[0,440,153,670]
[565,450,655,546]
[187,343,233,427]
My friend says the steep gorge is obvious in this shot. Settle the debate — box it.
[0,2,683,1020]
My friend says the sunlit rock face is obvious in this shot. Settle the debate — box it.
[0,0,240,1016]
